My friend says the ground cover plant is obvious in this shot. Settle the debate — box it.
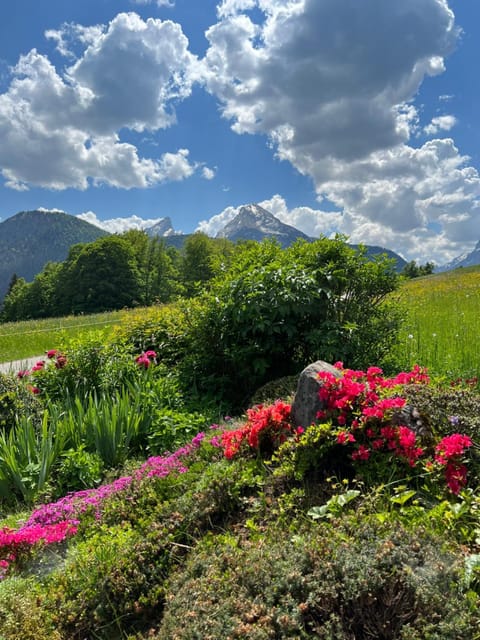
[0,357,479,638]
[391,265,480,384]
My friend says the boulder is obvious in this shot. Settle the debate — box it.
[291,361,341,428]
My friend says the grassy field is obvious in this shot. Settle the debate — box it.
[1,266,479,381]
[0,310,127,362]
[391,265,480,382]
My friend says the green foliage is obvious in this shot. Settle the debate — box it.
[0,373,42,433]
[0,411,65,504]
[55,446,104,496]
[109,302,192,368]
[57,235,142,314]
[402,260,435,279]
[146,409,209,455]
[181,237,400,408]
[33,335,138,401]
[0,577,62,640]
[120,230,181,305]
[181,232,233,297]
[158,519,478,640]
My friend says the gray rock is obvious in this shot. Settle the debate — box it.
[291,361,341,428]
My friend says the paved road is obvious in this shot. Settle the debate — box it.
[0,356,45,375]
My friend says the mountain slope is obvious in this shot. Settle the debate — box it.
[145,216,175,237]
[216,203,311,246]
[0,210,108,299]
[438,240,480,271]
[217,204,407,271]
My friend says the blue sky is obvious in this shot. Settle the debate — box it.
[0,0,478,264]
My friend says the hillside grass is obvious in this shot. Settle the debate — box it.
[0,310,127,362]
[390,265,480,383]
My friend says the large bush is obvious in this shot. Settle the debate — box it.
[182,238,400,407]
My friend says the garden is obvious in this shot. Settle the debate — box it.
[0,238,479,639]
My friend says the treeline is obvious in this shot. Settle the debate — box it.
[0,231,234,322]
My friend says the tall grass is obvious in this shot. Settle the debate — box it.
[0,311,128,362]
[391,266,480,381]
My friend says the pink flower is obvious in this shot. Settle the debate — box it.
[46,350,57,359]
[435,434,473,465]
[135,354,151,368]
[352,445,370,461]
[55,355,68,369]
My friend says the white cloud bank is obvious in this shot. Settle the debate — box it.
[200,0,480,264]
[0,13,202,190]
[77,211,167,234]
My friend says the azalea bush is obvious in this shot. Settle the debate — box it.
[220,364,476,497]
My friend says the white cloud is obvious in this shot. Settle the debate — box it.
[217,0,256,18]
[202,166,216,180]
[197,205,238,236]
[45,23,104,59]
[0,13,201,190]
[201,0,480,264]
[77,211,167,234]
[132,0,175,7]
[204,0,458,161]
[424,114,457,135]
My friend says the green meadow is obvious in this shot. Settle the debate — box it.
[0,310,126,362]
[391,265,480,383]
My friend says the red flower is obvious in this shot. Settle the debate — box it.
[434,434,472,465]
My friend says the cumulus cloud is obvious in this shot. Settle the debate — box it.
[424,114,457,135]
[202,166,216,180]
[0,12,201,190]
[201,0,480,264]
[204,0,458,162]
[77,211,167,234]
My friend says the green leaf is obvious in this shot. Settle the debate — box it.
[390,489,417,506]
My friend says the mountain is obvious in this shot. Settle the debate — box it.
[437,240,480,272]
[216,203,311,246]
[145,216,175,237]
[216,204,407,271]
[0,210,108,300]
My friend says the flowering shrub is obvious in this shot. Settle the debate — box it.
[0,520,77,578]
[221,400,302,459]
[0,432,207,580]
[316,363,473,493]
[433,433,473,494]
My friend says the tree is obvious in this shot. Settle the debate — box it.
[402,260,435,279]
[121,230,180,305]
[181,233,233,297]
[58,236,141,314]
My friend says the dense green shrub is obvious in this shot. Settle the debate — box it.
[158,520,478,640]
[31,334,140,401]
[180,238,400,408]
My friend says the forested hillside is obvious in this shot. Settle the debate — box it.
[0,210,107,299]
